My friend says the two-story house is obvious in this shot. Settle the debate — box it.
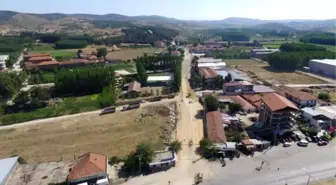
[259,93,299,130]
[223,81,254,95]
[272,85,317,108]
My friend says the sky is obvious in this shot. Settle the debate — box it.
[1,0,335,20]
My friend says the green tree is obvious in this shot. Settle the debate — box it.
[204,96,219,112]
[229,103,242,113]
[99,85,117,108]
[123,142,154,174]
[30,87,50,101]
[224,73,232,82]
[214,75,224,88]
[169,140,182,153]
[136,60,148,85]
[199,138,218,158]
[13,91,29,105]
[318,92,330,101]
[97,48,108,58]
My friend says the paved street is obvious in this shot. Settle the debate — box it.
[203,140,336,185]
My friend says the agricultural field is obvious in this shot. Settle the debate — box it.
[309,43,336,52]
[0,103,175,163]
[30,44,76,57]
[0,94,101,125]
[236,65,328,84]
[224,59,266,66]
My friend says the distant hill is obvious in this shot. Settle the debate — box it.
[0,10,334,33]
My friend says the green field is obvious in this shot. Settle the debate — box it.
[0,94,100,125]
[310,43,336,52]
[30,44,76,57]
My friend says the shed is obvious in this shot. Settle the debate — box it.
[0,156,18,185]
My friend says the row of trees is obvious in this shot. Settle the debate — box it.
[206,50,250,59]
[300,33,336,45]
[280,43,326,52]
[54,66,115,95]
[99,85,118,108]
[55,40,88,49]
[134,54,183,71]
[268,51,336,70]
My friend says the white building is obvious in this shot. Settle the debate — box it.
[309,59,336,78]
[198,62,226,69]
[0,156,18,185]
[0,55,9,70]
[302,105,336,131]
[198,57,223,63]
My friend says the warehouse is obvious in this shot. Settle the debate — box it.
[0,156,18,185]
[309,59,336,78]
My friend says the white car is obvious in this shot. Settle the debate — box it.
[298,139,309,147]
[283,142,292,147]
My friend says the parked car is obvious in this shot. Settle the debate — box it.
[317,141,328,146]
[298,139,309,147]
[311,136,318,143]
[283,142,292,147]
[238,111,247,115]
[305,136,312,142]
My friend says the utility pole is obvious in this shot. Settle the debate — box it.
[302,168,320,185]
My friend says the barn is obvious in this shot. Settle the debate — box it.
[308,59,336,78]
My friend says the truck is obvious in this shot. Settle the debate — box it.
[123,103,140,111]
[100,106,116,115]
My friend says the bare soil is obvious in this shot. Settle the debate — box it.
[236,65,328,84]
[0,104,175,163]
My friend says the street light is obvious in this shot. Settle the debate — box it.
[302,168,320,185]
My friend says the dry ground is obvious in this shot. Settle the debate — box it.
[0,104,175,163]
[67,46,164,60]
[236,65,328,84]
[224,59,267,66]
[311,179,336,185]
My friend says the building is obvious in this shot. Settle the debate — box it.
[242,94,262,111]
[240,139,270,151]
[25,60,59,70]
[23,53,51,62]
[219,95,256,113]
[149,150,176,171]
[309,59,336,78]
[127,81,141,98]
[28,56,53,63]
[59,60,87,68]
[301,106,336,131]
[199,67,218,86]
[259,93,299,129]
[171,50,181,56]
[205,111,226,143]
[216,68,249,81]
[68,152,108,185]
[223,81,254,95]
[0,55,9,70]
[154,40,165,48]
[253,85,275,94]
[147,75,172,85]
[0,156,18,185]
[198,57,223,63]
[272,85,317,108]
[251,49,279,59]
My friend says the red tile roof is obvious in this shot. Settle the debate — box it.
[261,93,299,112]
[206,111,226,143]
[241,139,254,145]
[221,96,256,112]
[24,53,51,58]
[128,81,141,92]
[37,60,59,66]
[28,56,53,62]
[59,60,87,65]
[199,67,217,79]
[272,85,317,101]
[242,94,261,103]
[68,152,107,181]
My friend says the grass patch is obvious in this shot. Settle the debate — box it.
[111,63,135,70]
[0,104,173,163]
[29,71,56,84]
[225,59,266,66]
[30,49,76,58]
[31,44,54,51]
[0,94,100,125]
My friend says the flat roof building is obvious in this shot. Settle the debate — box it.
[0,156,18,185]
[309,59,336,78]
[198,62,226,69]
[198,57,223,63]
[147,75,172,82]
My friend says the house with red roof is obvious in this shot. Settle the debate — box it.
[68,152,108,185]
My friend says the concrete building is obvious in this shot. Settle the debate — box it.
[259,93,299,129]
[68,152,108,185]
[251,48,279,59]
[198,57,223,63]
[147,75,172,86]
[154,40,165,48]
[272,85,317,108]
[309,59,336,78]
[0,55,9,70]
[223,81,254,95]
[206,111,226,143]
[149,150,176,170]
[219,95,256,113]
[0,156,18,185]
[302,106,336,132]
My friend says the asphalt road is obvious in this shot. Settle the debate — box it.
[202,140,336,185]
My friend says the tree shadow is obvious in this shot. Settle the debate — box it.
[261,66,296,73]
[194,110,204,119]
